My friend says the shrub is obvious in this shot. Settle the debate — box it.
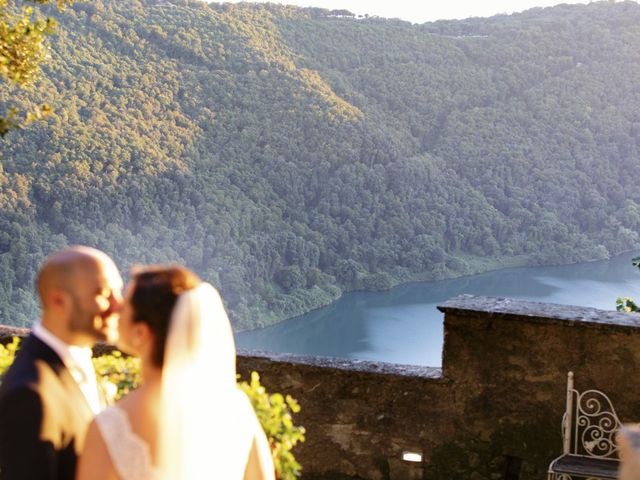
[238,371,306,480]
[92,350,142,401]
[616,297,640,313]
[0,337,20,377]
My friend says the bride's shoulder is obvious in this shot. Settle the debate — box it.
[113,388,142,411]
[93,400,158,480]
[95,395,133,425]
[77,409,122,480]
[98,389,156,441]
[99,389,147,425]
[95,403,129,433]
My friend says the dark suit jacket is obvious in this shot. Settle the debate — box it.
[0,334,94,480]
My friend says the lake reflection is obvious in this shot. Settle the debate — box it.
[235,252,640,367]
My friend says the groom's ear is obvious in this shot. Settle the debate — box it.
[49,288,72,311]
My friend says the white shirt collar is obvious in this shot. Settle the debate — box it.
[32,321,88,367]
[32,321,103,413]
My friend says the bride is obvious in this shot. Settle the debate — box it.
[77,265,274,480]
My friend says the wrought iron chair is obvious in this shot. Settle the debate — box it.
[547,371,622,480]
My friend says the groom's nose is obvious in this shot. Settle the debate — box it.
[103,288,123,317]
[109,291,123,314]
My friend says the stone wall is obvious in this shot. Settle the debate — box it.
[236,353,446,480]
[237,295,640,480]
[4,295,640,479]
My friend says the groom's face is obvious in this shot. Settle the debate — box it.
[67,258,123,345]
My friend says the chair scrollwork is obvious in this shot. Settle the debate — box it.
[574,389,622,459]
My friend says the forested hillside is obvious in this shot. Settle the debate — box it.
[2,0,640,328]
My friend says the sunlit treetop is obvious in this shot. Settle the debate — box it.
[0,0,74,136]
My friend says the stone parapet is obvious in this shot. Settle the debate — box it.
[0,325,29,342]
[438,294,640,330]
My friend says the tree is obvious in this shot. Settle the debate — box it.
[274,266,305,293]
[0,0,74,136]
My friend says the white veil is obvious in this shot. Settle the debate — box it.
[158,283,259,479]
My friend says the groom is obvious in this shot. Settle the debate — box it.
[0,246,123,480]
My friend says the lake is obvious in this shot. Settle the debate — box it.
[235,252,640,367]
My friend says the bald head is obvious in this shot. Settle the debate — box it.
[37,246,123,346]
[38,246,115,306]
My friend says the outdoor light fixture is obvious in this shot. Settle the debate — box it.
[402,451,423,463]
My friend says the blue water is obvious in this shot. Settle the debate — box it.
[235,252,640,367]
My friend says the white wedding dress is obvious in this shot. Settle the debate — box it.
[94,283,273,480]
[95,406,159,480]
[95,392,263,480]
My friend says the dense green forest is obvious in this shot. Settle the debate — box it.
[2,0,640,329]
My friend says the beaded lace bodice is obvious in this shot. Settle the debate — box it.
[95,405,160,480]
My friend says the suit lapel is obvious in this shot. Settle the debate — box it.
[56,363,95,419]
[24,335,95,417]
[11,334,96,463]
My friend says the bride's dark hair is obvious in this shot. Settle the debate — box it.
[129,265,201,367]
